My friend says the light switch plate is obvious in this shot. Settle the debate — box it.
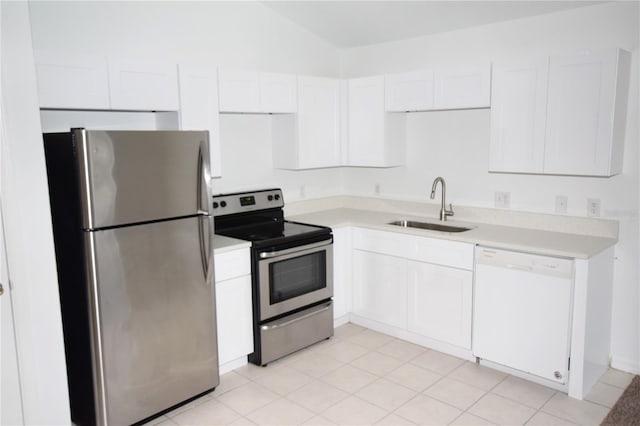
[587,198,601,217]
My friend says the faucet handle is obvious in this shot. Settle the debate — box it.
[446,203,454,216]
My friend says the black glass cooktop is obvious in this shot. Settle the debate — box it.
[216,219,330,246]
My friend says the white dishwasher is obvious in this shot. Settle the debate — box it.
[473,247,573,384]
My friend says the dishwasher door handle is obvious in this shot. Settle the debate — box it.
[504,263,534,272]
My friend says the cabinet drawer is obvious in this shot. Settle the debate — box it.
[214,248,250,282]
[353,228,474,270]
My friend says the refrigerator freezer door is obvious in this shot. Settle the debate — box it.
[85,216,217,425]
[76,129,211,229]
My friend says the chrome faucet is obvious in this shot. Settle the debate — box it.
[430,176,454,221]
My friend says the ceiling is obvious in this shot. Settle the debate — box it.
[262,1,606,48]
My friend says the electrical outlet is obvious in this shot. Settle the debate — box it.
[555,195,568,214]
[587,198,601,217]
[374,183,381,195]
[494,192,511,208]
[299,185,306,199]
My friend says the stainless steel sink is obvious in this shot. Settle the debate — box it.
[388,220,471,233]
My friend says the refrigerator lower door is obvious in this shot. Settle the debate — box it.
[85,216,218,425]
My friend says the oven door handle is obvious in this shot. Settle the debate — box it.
[258,239,332,259]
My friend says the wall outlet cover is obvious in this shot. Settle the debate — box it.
[495,191,511,208]
[556,195,568,214]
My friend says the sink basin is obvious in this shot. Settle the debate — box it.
[388,220,471,233]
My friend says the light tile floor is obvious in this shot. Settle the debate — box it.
[148,323,634,425]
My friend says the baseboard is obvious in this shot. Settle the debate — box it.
[611,356,640,374]
[219,356,248,375]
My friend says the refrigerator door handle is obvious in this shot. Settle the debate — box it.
[197,139,213,215]
[198,215,214,280]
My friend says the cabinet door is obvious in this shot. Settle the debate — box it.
[216,275,254,365]
[178,65,222,177]
[108,58,179,111]
[332,228,352,320]
[385,70,434,112]
[352,249,407,329]
[434,64,491,110]
[544,50,620,176]
[34,50,110,109]
[218,69,260,113]
[407,261,472,349]
[489,58,548,173]
[297,77,341,168]
[347,76,386,166]
[259,72,297,113]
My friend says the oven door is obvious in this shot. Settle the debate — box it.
[257,239,333,321]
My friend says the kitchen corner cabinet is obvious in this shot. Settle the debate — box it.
[34,51,179,111]
[490,48,631,177]
[353,249,408,329]
[347,76,406,167]
[218,69,297,113]
[385,63,490,112]
[272,77,342,169]
[178,64,222,177]
[351,228,474,349]
[214,247,253,372]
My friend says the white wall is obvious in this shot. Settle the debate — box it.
[340,1,640,373]
[1,2,71,424]
[28,0,346,199]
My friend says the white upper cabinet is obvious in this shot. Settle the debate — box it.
[347,76,406,167]
[108,57,179,111]
[385,63,491,112]
[34,51,180,111]
[178,64,222,177]
[273,76,341,169]
[544,49,630,176]
[489,57,548,173]
[490,48,630,177]
[34,51,111,110]
[434,64,491,110]
[218,69,297,113]
[259,72,297,113]
[385,69,434,112]
[217,69,260,112]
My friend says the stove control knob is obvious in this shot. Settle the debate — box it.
[212,202,219,209]
[274,194,281,200]
[268,195,274,201]
[220,201,227,208]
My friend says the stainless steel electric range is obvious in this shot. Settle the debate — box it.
[212,188,334,366]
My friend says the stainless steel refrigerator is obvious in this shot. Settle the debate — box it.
[44,129,219,426]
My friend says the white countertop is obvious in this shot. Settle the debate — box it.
[213,234,250,254]
[289,208,617,259]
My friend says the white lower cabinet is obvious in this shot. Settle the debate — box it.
[407,261,472,349]
[214,247,253,371]
[352,249,407,329]
[351,227,473,349]
[332,227,352,322]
